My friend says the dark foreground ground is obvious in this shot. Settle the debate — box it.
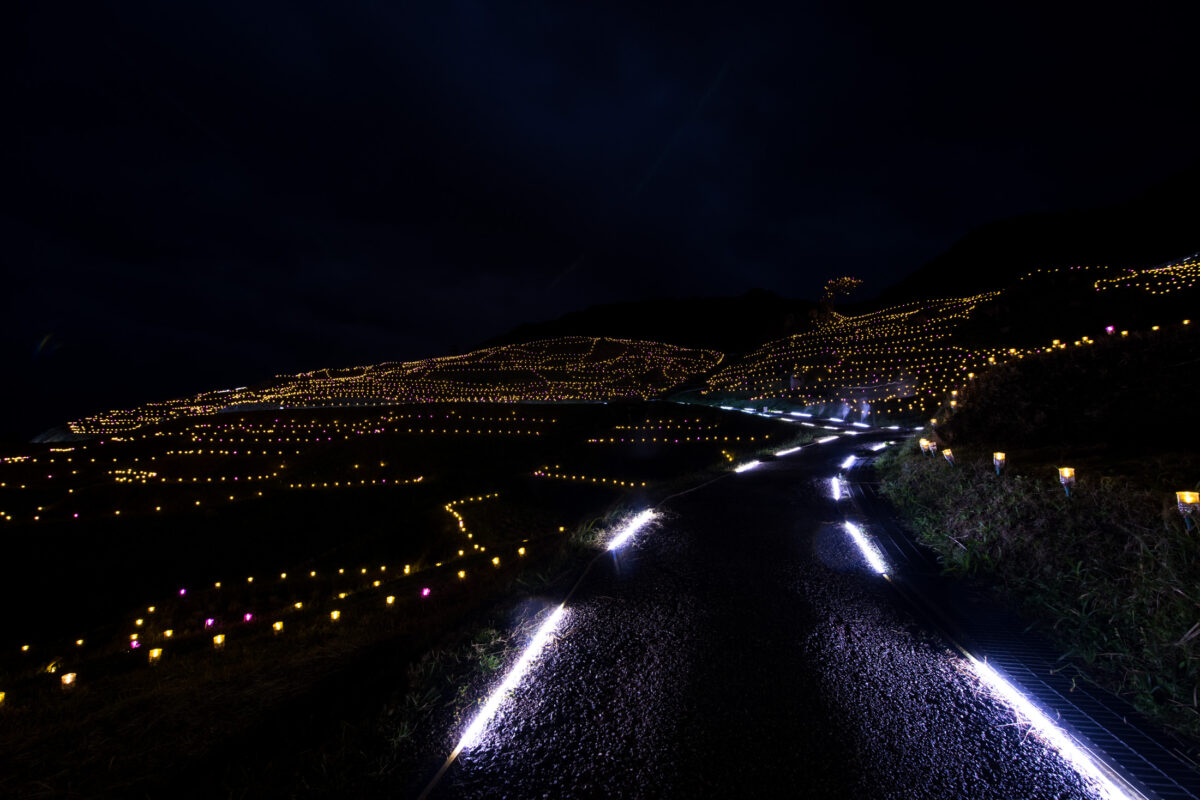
[422,433,1099,799]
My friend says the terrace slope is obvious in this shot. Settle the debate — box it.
[55,337,724,438]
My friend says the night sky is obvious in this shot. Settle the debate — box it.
[4,2,1199,439]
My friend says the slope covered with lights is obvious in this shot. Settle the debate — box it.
[66,337,724,436]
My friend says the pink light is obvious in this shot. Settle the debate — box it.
[131,640,141,649]
[421,587,431,597]
[243,613,253,623]
[205,618,215,628]
[179,588,187,596]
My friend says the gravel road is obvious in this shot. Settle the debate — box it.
[427,434,1100,799]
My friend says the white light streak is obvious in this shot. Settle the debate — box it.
[734,460,761,473]
[822,425,840,430]
[456,604,567,751]
[967,657,1134,800]
[831,476,842,500]
[774,446,802,456]
[801,422,818,428]
[816,435,839,444]
[840,455,857,469]
[719,405,735,411]
[868,441,890,451]
[606,509,657,551]
[852,422,870,428]
[887,425,900,430]
[843,521,888,574]
[828,416,844,422]
[790,411,812,417]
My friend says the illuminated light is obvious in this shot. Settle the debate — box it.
[456,604,566,751]
[851,422,869,428]
[280,573,287,580]
[942,449,955,466]
[868,441,889,451]
[178,588,186,596]
[205,618,215,628]
[518,547,526,556]
[458,570,466,579]
[373,580,381,587]
[491,556,501,566]
[215,582,221,588]
[148,648,163,664]
[1178,492,1199,529]
[421,587,432,597]
[386,595,396,605]
[831,476,842,500]
[840,455,857,470]
[0,692,5,705]
[404,565,411,575]
[994,452,1006,474]
[272,621,284,633]
[967,656,1136,800]
[930,418,937,426]
[75,639,84,647]
[61,673,77,689]
[147,606,155,614]
[815,436,838,444]
[330,610,341,621]
[243,613,254,623]
[294,602,303,609]
[135,618,144,627]
[843,521,888,574]
[212,634,225,649]
[338,592,348,599]
[774,446,802,456]
[1058,467,1076,496]
[734,460,761,473]
[607,509,657,551]
[247,577,254,583]
[164,629,173,638]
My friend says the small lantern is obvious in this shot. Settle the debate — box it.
[212,634,226,649]
[926,440,938,455]
[1178,491,1200,530]
[942,448,955,466]
[518,547,526,556]
[61,673,77,689]
[330,610,340,621]
[164,629,173,638]
[930,418,937,426]
[421,587,431,597]
[492,556,500,566]
[1058,467,1075,496]
[272,621,283,634]
[0,691,5,705]
[918,438,930,454]
[243,613,253,623]
[205,618,215,628]
[993,452,1005,474]
[148,648,163,664]
[386,595,395,605]
[457,570,466,579]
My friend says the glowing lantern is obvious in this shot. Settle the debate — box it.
[421,588,431,597]
[75,639,84,647]
[272,621,284,634]
[135,618,144,627]
[457,570,466,579]
[130,640,141,650]
[386,595,395,605]
[330,610,340,621]
[492,556,500,566]
[213,634,225,649]
[0,691,5,705]
[294,602,303,610]
[164,629,173,638]
[993,452,1005,474]
[61,673,77,689]
[1178,491,1200,530]
[148,648,163,664]
[205,618,215,628]
[1058,467,1075,496]
[941,448,955,465]
[243,613,254,623]
[518,547,526,556]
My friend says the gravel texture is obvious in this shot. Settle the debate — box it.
[427,436,1099,799]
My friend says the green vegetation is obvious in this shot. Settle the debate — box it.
[877,325,1200,739]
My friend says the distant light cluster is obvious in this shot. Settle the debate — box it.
[1093,252,1199,295]
[68,337,723,436]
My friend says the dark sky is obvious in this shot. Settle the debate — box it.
[3,1,1199,438]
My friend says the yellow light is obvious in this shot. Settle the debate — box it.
[457,570,466,579]
[492,556,500,566]
[75,639,84,647]
[1178,491,1200,505]
[330,610,341,621]
[404,565,411,575]
[164,629,173,638]
[215,582,222,588]
[213,634,226,649]
[0,691,5,705]
[338,592,348,599]
[280,573,287,579]
[148,648,163,664]
[147,606,155,613]
[61,673,77,688]
[518,547,526,556]
[386,595,395,605]
[294,602,303,609]
[272,621,284,633]
[135,618,144,626]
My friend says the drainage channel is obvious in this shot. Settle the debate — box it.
[844,458,1200,800]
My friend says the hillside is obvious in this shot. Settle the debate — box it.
[483,289,819,354]
[879,162,1200,302]
[55,337,724,438]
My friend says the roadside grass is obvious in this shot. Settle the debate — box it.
[877,434,1200,741]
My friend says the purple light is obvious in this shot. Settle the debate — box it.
[243,613,253,623]
[205,618,215,628]
[421,587,431,597]
[131,640,141,649]
[179,588,187,596]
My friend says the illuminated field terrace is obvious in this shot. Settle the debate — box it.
[67,337,724,436]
